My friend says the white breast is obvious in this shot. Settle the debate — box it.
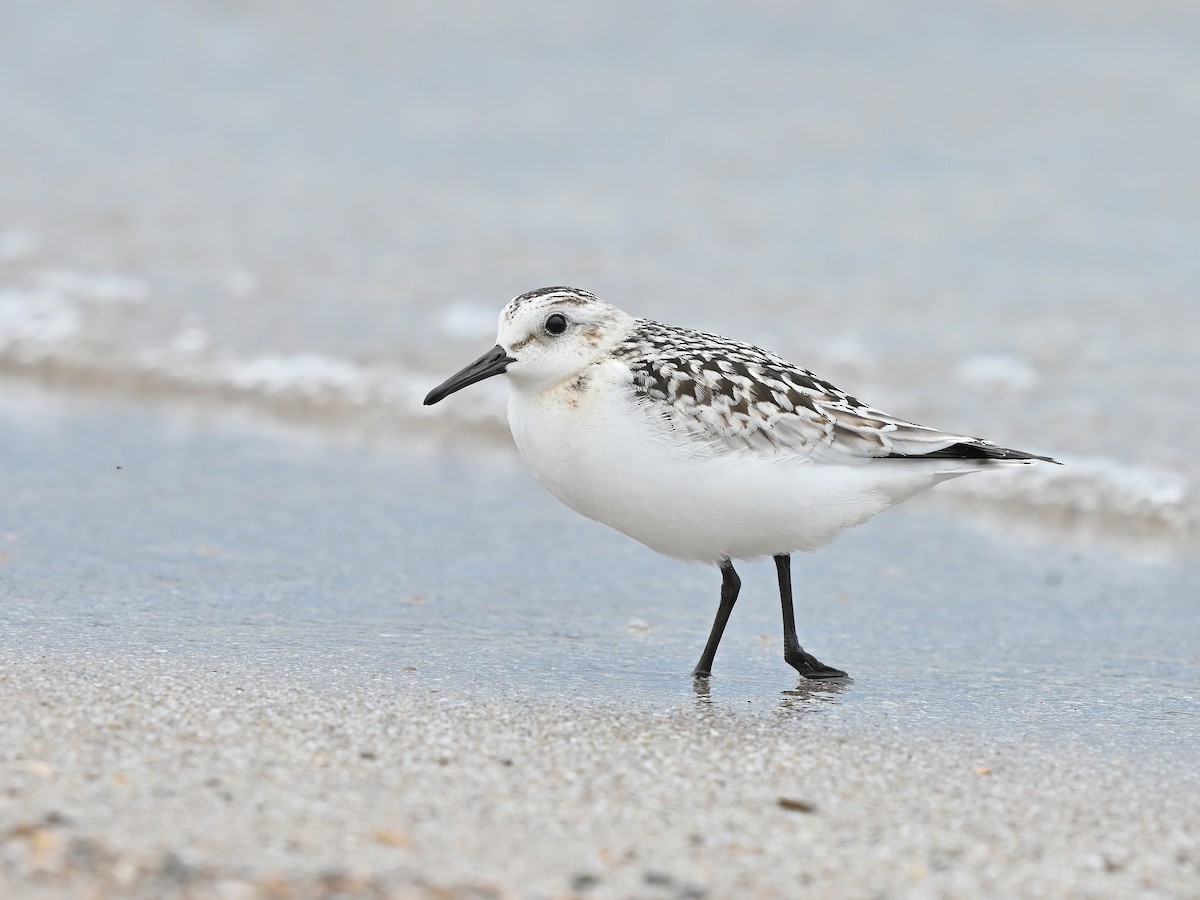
[505,363,955,563]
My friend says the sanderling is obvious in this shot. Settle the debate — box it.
[424,286,1058,681]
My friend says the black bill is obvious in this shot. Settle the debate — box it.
[423,344,515,406]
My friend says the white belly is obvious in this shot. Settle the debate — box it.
[506,376,950,563]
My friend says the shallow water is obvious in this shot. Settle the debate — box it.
[4,393,1196,769]
[1,0,1198,537]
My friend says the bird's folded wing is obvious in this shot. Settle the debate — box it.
[622,337,1051,464]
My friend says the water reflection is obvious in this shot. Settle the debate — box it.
[778,678,852,714]
[688,674,853,721]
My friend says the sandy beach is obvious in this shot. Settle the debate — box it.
[4,651,1197,899]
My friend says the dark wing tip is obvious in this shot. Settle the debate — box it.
[889,442,1061,464]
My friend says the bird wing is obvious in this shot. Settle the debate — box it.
[615,321,1055,464]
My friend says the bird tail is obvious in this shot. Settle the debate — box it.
[888,441,1060,465]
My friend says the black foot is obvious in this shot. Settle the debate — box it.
[786,649,848,681]
[691,667,712,679]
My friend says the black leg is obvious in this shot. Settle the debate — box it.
[692,559,740,678]
[776,554,848,680]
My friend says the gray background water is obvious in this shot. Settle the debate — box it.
[1,0,1198,534]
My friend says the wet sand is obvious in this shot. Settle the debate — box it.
[2,393,1198,897]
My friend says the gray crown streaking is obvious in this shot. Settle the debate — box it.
[503,286,603,322]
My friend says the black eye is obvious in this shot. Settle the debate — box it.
[545,313,568,335]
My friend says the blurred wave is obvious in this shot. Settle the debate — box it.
[2,0,1199,545]
[0,266,506,434]
[1,260,1193,542]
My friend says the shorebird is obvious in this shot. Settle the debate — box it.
[424,287,1057,680]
